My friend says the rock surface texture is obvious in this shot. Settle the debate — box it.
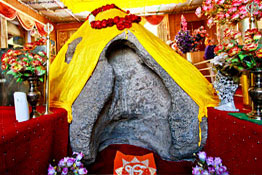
[69,32,207,164]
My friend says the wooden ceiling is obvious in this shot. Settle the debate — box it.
[18,0,203,23]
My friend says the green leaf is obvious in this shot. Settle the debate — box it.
[17,77,22,82]
[39,77,44,82]
[6,70,16,76]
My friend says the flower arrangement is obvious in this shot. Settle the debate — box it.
[1,38,47,82]
[192,151,229,175]
[87,4,141,30]
[175,26,208,54]
[174,15,194,54]
[175,30,195,54]
[212,27,262,81]
[48,152,88,175]
[192,26,208,51]
[196,0,262,28]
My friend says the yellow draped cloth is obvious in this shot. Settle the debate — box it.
[61,0,187,13]
[50,9,219,132]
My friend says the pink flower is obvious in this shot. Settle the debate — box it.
[228,46,241,56]
[232,0,242,6]
[207,18,214,28]
[217,0,225,5]
[214,44,224,54]
[1,64,7,70]
[244,37,253,44]
[205,0,212,4]
[243,43,258,51]
[217,12,225,20]
[227,7,237,14]
[224,42,235,50]
[254,33,262,41]
[233,32,242,39]
[11,63,23,73]
[195,7,202,17]
[202,5,208,11]
[231,12,240,20]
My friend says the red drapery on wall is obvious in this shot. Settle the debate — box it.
[0,1,16,20]
[0,1,46,36]
[35,21,47,36]
[145,15,164,25]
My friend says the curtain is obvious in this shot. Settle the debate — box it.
[0,1,17,20]
[17,12,35,31]
[0,1,46,36]
[157,15,170,42]
[35,22,47,36]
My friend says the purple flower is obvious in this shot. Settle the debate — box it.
[79,168,88,175]
[208,166,216,174]
[74,152,84,161]
[206,156,214,166]
[61,167,68,175]
[201,170,209,175]
[58,158,67,167]
[66,158,75,167]
[192,165,202,175]
[218,165,227,174]
[75,160,83,167]
[214,157,222,166]
[198,151,207,162]
[48,164,56,175]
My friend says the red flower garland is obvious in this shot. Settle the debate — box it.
[87,4,141,30]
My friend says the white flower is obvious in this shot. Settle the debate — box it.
[88,14,95,23]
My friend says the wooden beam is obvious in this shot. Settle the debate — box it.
[1,0,51,24]
[0,16,8,48]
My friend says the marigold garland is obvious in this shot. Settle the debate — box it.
[87,4,141,30]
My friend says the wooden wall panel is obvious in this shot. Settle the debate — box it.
[56,22,83,52]
[168,12,218,44]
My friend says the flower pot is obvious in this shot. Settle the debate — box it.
[27,76,41,119]
[248,69,262,120]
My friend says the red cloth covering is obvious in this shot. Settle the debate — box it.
[87,144,193,174]
[204,99,262,174]
[0,107,68,175]
[87,98,262,174]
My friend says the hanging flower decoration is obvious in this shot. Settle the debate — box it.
[192,26,208,51]
[86,4,141,30]
[196,0,262,28]
[174,17,208,54]
[211,28,262,82]
[1,38,47,83]
[174,15,195,54]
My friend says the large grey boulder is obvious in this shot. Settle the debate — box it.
[69,32,207,164]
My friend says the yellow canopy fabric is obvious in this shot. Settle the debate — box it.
[61,0,186,13]
[50,9,219,126]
